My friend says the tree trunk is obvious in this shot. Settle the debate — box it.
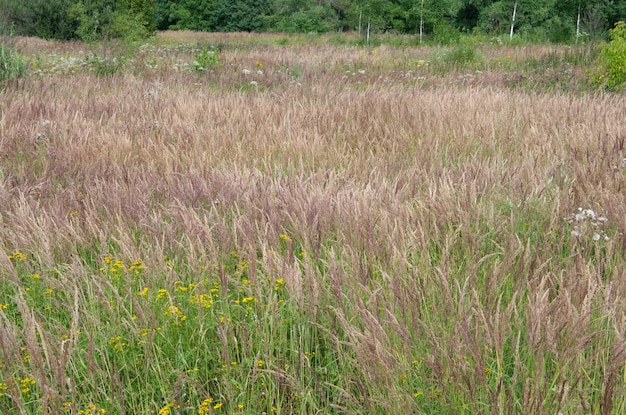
[510,0,517,41]
[420,0,424,43]
[576,1,581,43]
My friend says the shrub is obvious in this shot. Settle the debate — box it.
[0,42,25,83]
[432,19,461,45]
[591,21,626,91]
[444,42,480,66]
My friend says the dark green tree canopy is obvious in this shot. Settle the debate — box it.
[2,0,625,41]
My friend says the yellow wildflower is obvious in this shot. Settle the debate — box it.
[164,305,186,324]
[198,398,213,415]
[9,251,27,261]
[19,377,36,394]
[78,402,106,415]
[108,336,127,352]
[129,260,146,274]
[189,293,213,309]
[158,401,178,415]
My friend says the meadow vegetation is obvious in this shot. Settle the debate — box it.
[1,31,626,414]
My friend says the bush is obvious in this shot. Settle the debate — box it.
[0,42,25,83]
[432,19,461,45]
[443,42,481,66]
[591,21,626,91]
[274,6,339,34]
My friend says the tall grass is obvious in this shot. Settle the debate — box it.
[0,33,625,414]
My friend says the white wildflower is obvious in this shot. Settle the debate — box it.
[583,209,596,220]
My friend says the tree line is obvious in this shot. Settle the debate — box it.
[1,0,625,42]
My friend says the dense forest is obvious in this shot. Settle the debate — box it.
[1,0,625,42]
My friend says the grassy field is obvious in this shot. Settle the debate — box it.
[1,31,625,414]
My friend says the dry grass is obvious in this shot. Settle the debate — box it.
[0,32,625,414]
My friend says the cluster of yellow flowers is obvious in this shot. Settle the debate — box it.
[163,305,187,324]
[101,256,125,275]
[274,278,285,291]
[158,400,179,415]
[77,403,107,415]
[198,397,224,414]
[8,251,27,261]
[19,377,35,394]
[129,260,147,275]
[100,257,146,276]
[174,280,197,293]
[108,336,128,353]
[189,293,213,309]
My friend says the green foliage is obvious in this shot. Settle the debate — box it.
[68,0,155,42]
[2,0,626,44]
[125,0,157,32]
[107,12,153,41]
[443,41,481,65]
[591,21,626,91]
[3,0,77,40]
[209,0,272,32]
[274,6,339,33]
[0,43,25,83]
[193,46,219,72]
[432,19,461,44]
[84,51,126,76]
